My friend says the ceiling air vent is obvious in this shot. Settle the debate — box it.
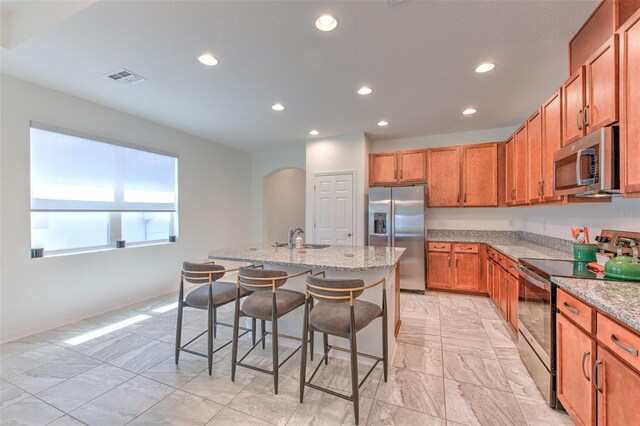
[385,0,405,7]
[104,68,147,85]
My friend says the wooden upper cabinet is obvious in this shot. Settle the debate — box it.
[557,313,597,426]
[462,143,498,207]
[584,34,619,133]
[514,124,529,205]
[427,147,461,207]
[527,110,544,203]
[620,9,640,196]
[563,66,587,146]
[597,345,640,426]
[506,137,515,205]
[542,90,564,202]
[369,153,397,185]
[398,149,427,183]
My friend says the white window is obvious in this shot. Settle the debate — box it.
[30,122,178,256]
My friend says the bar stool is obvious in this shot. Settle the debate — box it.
[299,275,388,425]
[175,262,258,375]
[231,267,317,394]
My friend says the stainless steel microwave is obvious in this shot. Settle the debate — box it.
[553,126,620,197]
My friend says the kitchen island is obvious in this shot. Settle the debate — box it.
[208,243,405,358]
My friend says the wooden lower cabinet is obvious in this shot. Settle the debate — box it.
[486,256,494,299]
[596,346,640,425]
[427,251,452,289]
[555,291,640,426]
[557,313,597,426]
[427,242,480,292]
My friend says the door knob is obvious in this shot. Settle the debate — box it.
[344,233,352,237]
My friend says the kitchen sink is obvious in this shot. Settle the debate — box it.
[302,243,330,249]
[271,242,288,247]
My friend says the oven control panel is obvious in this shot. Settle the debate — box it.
[595,229,640,254]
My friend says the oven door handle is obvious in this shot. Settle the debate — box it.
[516,264,550,291]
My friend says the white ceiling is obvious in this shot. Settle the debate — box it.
[0,0,598,152]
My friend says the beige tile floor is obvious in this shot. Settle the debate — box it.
[0,285,574,425]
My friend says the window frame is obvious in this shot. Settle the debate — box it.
[29,121,179,257]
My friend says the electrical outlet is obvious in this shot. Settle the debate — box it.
[438,220,448,228]
[508,220,515,229]
[542,220,547,231]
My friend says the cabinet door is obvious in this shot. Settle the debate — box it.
[498,267,508,318]
[562,66,586,146]
[585,35,618,134]
[507,273,519,332]
[557,314,596,426]
[427,251,452,289]
[427,147,461,207]
[398,149,426,183]
[452,252,479,291]
[596,346,640,426]
[506,137,515,205]
[462,143,498,207]
[491,260,500,304]
[369,153,397,185]
[620,11,640,195]
[527,110,544,203]
[542,89,564,202]
[514,124,529,205]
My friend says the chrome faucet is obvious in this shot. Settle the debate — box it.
[287,226,305,249]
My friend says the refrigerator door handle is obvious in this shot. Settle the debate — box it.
[390,200,395,248]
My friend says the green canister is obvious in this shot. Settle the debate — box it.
[573,243,597,262]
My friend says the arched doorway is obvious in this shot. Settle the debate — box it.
[263,168,306,243]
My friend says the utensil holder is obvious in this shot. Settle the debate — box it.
[573,243,597,261]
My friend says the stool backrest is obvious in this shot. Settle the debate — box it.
[306,275,365,302]
[238,267,287,292]
[182,262,225,283]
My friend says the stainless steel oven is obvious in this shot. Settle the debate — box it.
[516,263,558,408]
[553,126,619,197]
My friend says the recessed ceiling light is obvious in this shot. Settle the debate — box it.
[272,103,285,111]
[358,86,373,95]
[377,120,389,127]
[198,54,218,66]
[309,130,319,136]
[315,14,338,31]
[463,108,477,115]
[475,63,495,73]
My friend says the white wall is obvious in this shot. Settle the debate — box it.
[306,133,370,245]
[250,147,305,241]
[263,168,306,242]
[523,197,640,240]
[0,76,252,342]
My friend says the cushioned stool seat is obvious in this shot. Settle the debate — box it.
[309,300,382,337]
[185,282,249,309]
[241,289,305,320]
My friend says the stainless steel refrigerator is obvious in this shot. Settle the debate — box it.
[368,185,426,292]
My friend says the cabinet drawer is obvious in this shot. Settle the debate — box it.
[557,289,595,333]
[428,242,451,252]
[497,253,508,269]
[505,258,518,278]
[454,243,478,253]
[597,313,640,373]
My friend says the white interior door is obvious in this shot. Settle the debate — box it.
[314,173,354,245]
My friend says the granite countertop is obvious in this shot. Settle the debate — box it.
[553,277,640,333]
[426,230,573,261]
[208,243,405,272]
